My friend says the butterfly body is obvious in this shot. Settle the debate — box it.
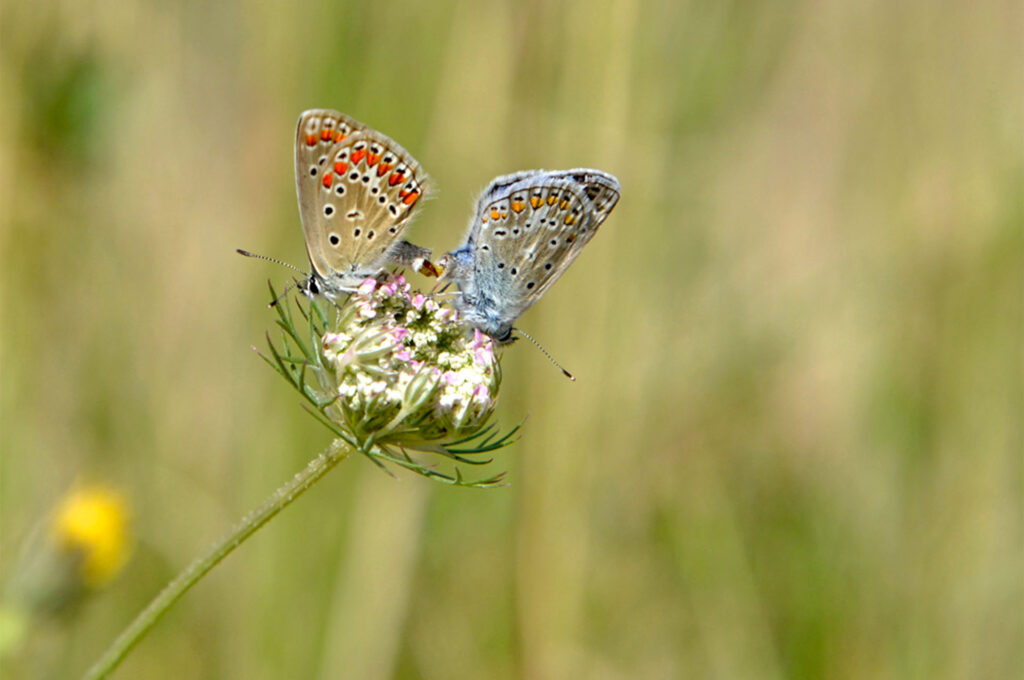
[294,109,434,299]
[441,169,621,343]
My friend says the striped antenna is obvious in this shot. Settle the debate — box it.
[513,328,575,381]
[237,249,309,307]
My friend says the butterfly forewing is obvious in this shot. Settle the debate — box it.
[295,109,429,289]
[566,169,620,227]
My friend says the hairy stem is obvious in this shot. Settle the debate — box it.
[81,439,354,680]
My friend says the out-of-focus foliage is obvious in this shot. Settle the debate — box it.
[1,1,1020,678]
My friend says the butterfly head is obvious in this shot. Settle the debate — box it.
[302,273,322,298]
[457,307,517,345]
[302,265,366,301]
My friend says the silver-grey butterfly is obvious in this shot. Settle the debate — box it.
[294,109,436,299]
[440,169,621,343]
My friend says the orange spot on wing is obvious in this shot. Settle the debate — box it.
[333,131,346,142]
[547,195,557,205]
[322,172,334,188]
[560,199,570,210]
[564,214,576,225]
[320,128,333,141]
[490,208,501,220]
[367,152,380,167]
[334,160,348,174]
[403,191,421,206]
[389,171,405,186]
[351,149,366,165]
[377,162,394,177]
[305,134,318,146]
[511,200,525,213]
[530,197,543,208]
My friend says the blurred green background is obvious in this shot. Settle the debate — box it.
[1,0,1021,678]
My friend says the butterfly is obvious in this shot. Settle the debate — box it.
[440,169,620,344]
[293,109,436,299]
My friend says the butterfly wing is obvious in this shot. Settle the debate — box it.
[295,109,429,292]
[448,169,620,340]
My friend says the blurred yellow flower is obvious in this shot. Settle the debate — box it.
[50,486,131,588]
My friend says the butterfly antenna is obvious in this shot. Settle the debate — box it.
[236,249,309,276]
[236,249,311,307]
[513,328,575,382]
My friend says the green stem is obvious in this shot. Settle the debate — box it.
[81,439,354,680]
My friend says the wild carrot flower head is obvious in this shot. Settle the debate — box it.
[263,275,514,486]
[319,275,500,444]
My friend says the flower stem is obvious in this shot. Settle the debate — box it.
[81,439,354,680]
